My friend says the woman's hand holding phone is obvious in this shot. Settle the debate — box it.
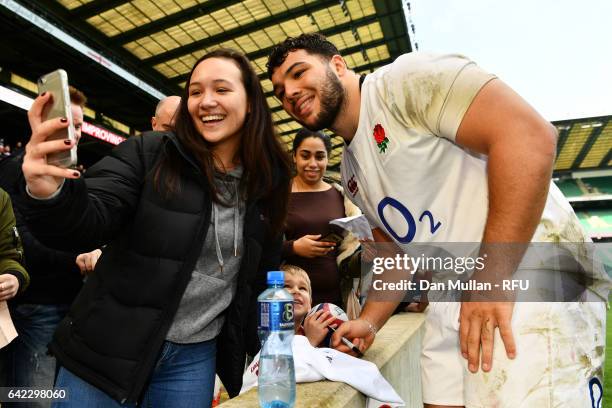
[23,93,81,198]
[293,234,335,258]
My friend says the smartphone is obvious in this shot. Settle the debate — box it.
[320,232,343,245]
[37,69,77,168]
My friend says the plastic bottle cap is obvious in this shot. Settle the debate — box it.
[267,271,284,285]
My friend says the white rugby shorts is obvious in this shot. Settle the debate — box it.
[421,301,606,407]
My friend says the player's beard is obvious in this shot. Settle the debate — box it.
[303,66,345,131]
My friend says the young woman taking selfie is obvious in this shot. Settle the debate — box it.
[18,49,290,407]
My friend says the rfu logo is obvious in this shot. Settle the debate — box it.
[347,175,358,196]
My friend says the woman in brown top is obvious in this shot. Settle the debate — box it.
[282,129,361,307]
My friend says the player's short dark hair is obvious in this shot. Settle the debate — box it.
[266,33,340,79]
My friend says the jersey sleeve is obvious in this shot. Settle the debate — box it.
[382,52,496,141]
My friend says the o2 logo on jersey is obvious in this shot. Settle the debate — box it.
[377,197,441,243]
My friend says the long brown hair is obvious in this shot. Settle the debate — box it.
[154,49,290,235]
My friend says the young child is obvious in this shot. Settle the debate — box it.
[281,265,338,347]
[240,265,347,395]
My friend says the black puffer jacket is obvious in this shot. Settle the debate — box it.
[0,153,83,305]
[18,132,284,402]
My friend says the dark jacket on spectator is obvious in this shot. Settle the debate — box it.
[17,132,280,402]
[0,188,29,292]
[0,153,82,305]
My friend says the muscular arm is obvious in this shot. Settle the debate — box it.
[456,79,557,244]
[454,79,557,373]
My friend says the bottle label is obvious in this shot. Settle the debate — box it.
[259,301,294,331]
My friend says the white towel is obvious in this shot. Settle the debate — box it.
[241,335,404,407]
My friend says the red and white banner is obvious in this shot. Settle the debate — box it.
[82,121,126,145]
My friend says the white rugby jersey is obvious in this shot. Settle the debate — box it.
[342,52,576,243]
[340,53,609,297]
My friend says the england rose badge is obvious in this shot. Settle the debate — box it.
[373,124,389,153]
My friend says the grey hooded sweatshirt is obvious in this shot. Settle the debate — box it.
[166,166,245,343]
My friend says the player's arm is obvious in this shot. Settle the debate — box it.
[456,78,557,244]
[355,228,401,331]
[331,227,402,355]
[455,79,557,373]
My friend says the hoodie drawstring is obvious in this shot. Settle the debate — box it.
[213,180,240,272]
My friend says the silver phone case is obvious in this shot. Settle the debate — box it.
[37,69,77,168]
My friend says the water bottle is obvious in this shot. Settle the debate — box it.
[258,271,296,408]
[257,271,294,346]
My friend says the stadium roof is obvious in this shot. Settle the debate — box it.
[552,115,612,176]
[0,0,412,167]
